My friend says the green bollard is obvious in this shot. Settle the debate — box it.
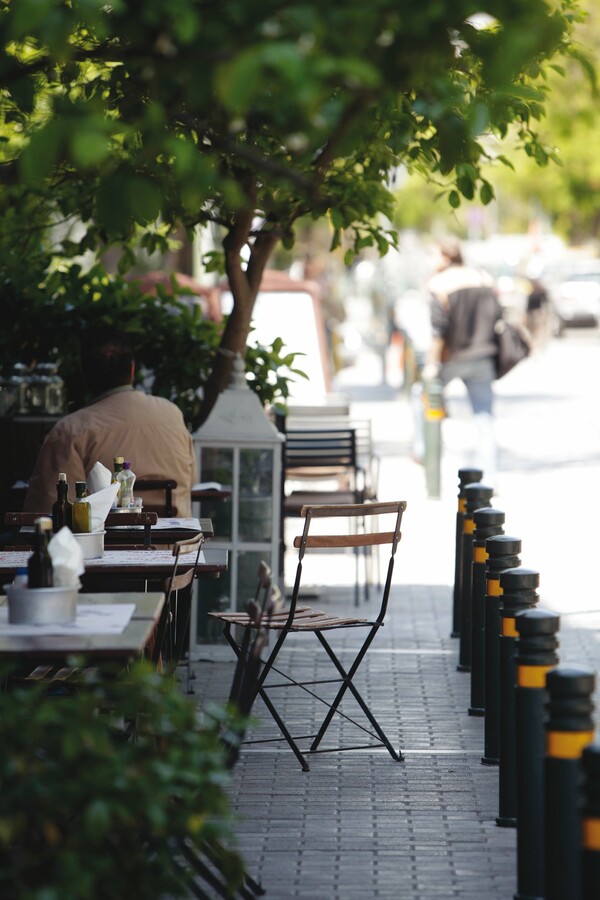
[452,468,483,639]
[545,666,596,900]
[482,535,522,766]
[497,566,540,828]
[469,506,505,717]
[514,608,560,900]
[423,377,444,499]
[582,742,600,900]
[458,482,494,673]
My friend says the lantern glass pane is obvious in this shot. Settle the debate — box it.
[200,446,233,537]
[239,447,273,542]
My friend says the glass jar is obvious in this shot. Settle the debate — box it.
[44,362,64,415]
[29,363,51,413]
[0,370,14,416]
[8,363,31,415]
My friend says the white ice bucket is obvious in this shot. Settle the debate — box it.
[4,584,79,625]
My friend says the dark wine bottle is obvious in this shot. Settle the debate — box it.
[51,472,73,533]
[28,516,54,588]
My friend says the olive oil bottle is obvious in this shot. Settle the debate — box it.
[72,481,92,533]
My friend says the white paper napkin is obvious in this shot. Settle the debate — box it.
[87,461,112,494]
[87,483,120,531]
[48,527,85,586]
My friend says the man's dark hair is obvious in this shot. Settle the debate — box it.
[80,330,135,396]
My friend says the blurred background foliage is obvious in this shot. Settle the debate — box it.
[0,189,306,429]
[391,1,600,245]
[0,0,585,423]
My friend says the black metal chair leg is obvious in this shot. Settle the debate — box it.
[309,630,402,760]
[223,624,311,771]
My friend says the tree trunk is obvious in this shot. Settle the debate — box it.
[198,225,278,426]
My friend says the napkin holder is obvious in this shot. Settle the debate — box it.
[72,530,105,559]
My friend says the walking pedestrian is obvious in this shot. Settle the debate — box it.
[423,238,502,481]
[526,277,550,348]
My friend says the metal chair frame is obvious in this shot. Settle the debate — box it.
[133,479,178,517]
[152,534,205,675]
[210,500,407,771]
[282,427,370,605]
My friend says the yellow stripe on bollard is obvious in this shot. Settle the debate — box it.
[487,577,502,597]
[473,546,488,564]
[583,817,600,851]
[547,730,595,759]
[458,498,466,513]
[502,616,518,638]
[517,664,552,688]
[464,518,475,535]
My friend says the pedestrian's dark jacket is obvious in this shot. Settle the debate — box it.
[431,285,502,363]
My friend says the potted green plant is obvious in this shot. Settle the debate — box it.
[0,661,247,899]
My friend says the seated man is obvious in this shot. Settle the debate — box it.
[24,330,197,516]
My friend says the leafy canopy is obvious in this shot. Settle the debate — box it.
[0,0,579,253]
[0,1,581,417]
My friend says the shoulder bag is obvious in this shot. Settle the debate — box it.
[494,319,532,379]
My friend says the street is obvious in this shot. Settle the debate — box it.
[334,329,600,620]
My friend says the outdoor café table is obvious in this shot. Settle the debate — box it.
[0,591,165,663]
[104,515,214,546]
[5,513,214,549]
[0,547,228,591]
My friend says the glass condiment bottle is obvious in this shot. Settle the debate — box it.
[112,456,124,508]
[28,516,54,587]
[116,461,136,509]
[52,472,73,533]
[72,481,92,533]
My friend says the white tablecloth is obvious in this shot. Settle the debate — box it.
[0,604,135,636]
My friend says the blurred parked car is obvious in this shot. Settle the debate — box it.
[547,267,600,335]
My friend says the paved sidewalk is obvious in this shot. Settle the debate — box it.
[192,579,598,900]
[190,335,600,899]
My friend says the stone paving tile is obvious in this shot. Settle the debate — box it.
[189,580,526,899]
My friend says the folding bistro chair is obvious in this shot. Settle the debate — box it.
[134,479,178,517]
[151,533,205,678]
[282,427,371,605]
[209,500,407,771]
[220,561,274,767]
[172,564,273,899]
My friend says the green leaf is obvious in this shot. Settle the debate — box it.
[19,121,63,183]
[70,130,111,168]
[129,178,163,225]
[479,181,494,205]
[448,190,460,209]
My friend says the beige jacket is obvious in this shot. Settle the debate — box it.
[24,387,197,516]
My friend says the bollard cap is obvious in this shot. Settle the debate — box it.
[582,742,600,775]
[546,666,596,735]
[464,482,494,500]
[500,567,540,592]
[515,607,560,636]
[473,507,505,527]
[546,665,596,697]
[458,468,483,489]
[464,483,494,515]
[486,534,521,556]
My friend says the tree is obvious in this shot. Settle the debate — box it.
[482,0,600,243]
[0,0,581,422]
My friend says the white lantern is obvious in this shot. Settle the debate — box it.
[191,355,284,646]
